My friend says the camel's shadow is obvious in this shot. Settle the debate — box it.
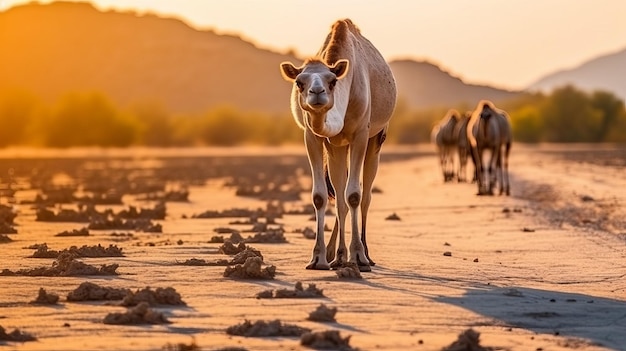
[434,285,626,350]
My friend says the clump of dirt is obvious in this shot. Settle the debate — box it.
[0,222,17,234]
[176,258,230,266]
[219,241,251,255]
[192,208,262,219]
[0,326,37,342]
[335,263,363,279]
[36,205,103,222]
[244,228,287,243]
[223,257,276,280]
[110,232,134,242]
[226,319,311,337]
[0,234,13,243]
[442,328,494,351]
[257,282,325,298]
[89,217,162,232]
[0,205,17,224]
[298,227,316,239]
[116,203,166,220]
[31,244,124,258]
[0,253,119,277]
[300,330,356,350]
[121,287,185,307]
[385,212,401,221]
[103,302,170,325]
[67,282,130,301]
[55,227,89,237]
[307,304,337,322]
[230,248,263,265]
[30,287,59,305]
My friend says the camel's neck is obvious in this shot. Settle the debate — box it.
[306,81,350,138]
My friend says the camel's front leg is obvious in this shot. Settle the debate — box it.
[326,144,348,269]
[347,131,370,271]
[304,131,330,270]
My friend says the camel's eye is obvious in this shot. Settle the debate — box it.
[329,79,337,90]
[295,80,304,90]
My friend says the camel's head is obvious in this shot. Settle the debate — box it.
[280,59,349,114]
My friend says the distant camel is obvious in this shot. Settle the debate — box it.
[454,111,473,182]
[467,100,512,195]
[431,109,462,182]
[280,19,397,271]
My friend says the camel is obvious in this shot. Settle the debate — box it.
[279,19,397,271]
[467,100,512,195]
[431,109,462,182]
[454,111,473,182]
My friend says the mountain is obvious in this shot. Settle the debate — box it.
[528,48,626,102]
[0,1,297,114]
[0,2,518,114]
[389,59,519,108]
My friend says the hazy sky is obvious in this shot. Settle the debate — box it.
[4,0,626,90]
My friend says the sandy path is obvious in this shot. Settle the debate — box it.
[0,146,624,350]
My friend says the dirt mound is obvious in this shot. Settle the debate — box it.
[335,263,363,279]
[257,282,325,299]
[218,241,250,255]
[230,248,263,265]
[176,258,230,266]
[0,326,37,342]
[300,330,356,350]
[244,228,287,243]
[67,282,130,301]
[226,319,310,337]
[31,244,124,258]
[223,257,276,280]
[103,302,170,325]
[442,328,494,351]
[55,227,89,237]
[121,287,185,307]
[307,304,337,322]
[1,253,119,276]
[30,288,59,305]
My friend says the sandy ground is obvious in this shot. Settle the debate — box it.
[0,145,624,351]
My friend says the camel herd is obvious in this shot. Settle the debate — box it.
[431,100,512,196]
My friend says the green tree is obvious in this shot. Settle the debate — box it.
[44,92,137,147]
[590,90,625,142]
[0,90,41,147]
[540,85,602,142]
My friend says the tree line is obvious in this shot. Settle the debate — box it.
[1,85,625,148]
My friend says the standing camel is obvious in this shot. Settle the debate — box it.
[431,109,462,182]
[467,100,512,195]
[279,19,397,271]
[454,111,473,182]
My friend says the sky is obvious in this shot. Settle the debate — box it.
[3,0,626,90]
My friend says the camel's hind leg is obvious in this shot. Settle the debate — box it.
[326,144,349,269]
[503,142,511,195]
[360,130,385,266]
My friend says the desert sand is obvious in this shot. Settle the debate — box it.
[0,144,624,351]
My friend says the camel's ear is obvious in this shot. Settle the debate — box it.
[280,62,301,82]
[330,59,349,79]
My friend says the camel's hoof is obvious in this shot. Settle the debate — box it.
[329,259,344,270]
[305,257,330,270]
[357,263,372,272]
[356,254,372,272]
